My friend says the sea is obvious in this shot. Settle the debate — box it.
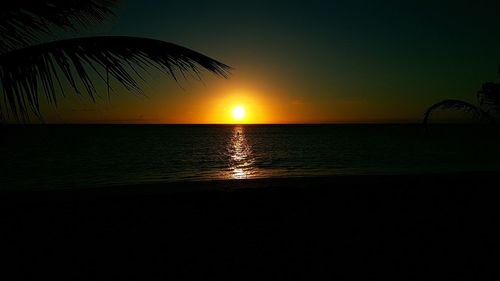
[1,124,500,191]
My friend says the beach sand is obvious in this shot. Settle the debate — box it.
[1,173,499,280]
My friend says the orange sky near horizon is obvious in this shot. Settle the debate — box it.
[42,86,309,124]
[38,70,425,124]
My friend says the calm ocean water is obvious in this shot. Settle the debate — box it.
[1,124,500,190]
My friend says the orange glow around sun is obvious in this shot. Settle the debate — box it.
[144,81,313,124]
[203,87,272,124]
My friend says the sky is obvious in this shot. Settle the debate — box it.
[42,0,500,123]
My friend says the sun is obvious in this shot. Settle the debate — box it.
[231,106,246,121]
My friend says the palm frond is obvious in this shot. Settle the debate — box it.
[0,0,119,53]
[423,99,495,127]
[0,36,232,120]
[478,82,500,115]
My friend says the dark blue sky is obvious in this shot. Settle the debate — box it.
[52,0,500,123]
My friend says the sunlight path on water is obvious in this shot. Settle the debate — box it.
[227,126,256,179]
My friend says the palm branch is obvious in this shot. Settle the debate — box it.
[0,0,119,53]
[423,99,495,127]
[0,36,232,120]
[478,82,500,114]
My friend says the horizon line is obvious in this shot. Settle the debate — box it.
[3,122,485,126]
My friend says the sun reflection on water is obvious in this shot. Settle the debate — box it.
[227,126,255,179]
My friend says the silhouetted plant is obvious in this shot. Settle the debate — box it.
[423,81,500,126]
[0,0,231,121]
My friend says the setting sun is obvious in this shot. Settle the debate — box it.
[232,106,246,121]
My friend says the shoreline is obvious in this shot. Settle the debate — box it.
[1,171,499,204]
[0,171,500,195]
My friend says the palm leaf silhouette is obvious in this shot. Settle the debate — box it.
[1,0,119,53]
[0,1,232,121]
[0,36,231,120]
[423,74,500,127]
[423,99,495,127]
[478,82,500,114]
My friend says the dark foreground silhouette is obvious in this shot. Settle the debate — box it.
[424,81,500,126]
[1,173,499,280]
